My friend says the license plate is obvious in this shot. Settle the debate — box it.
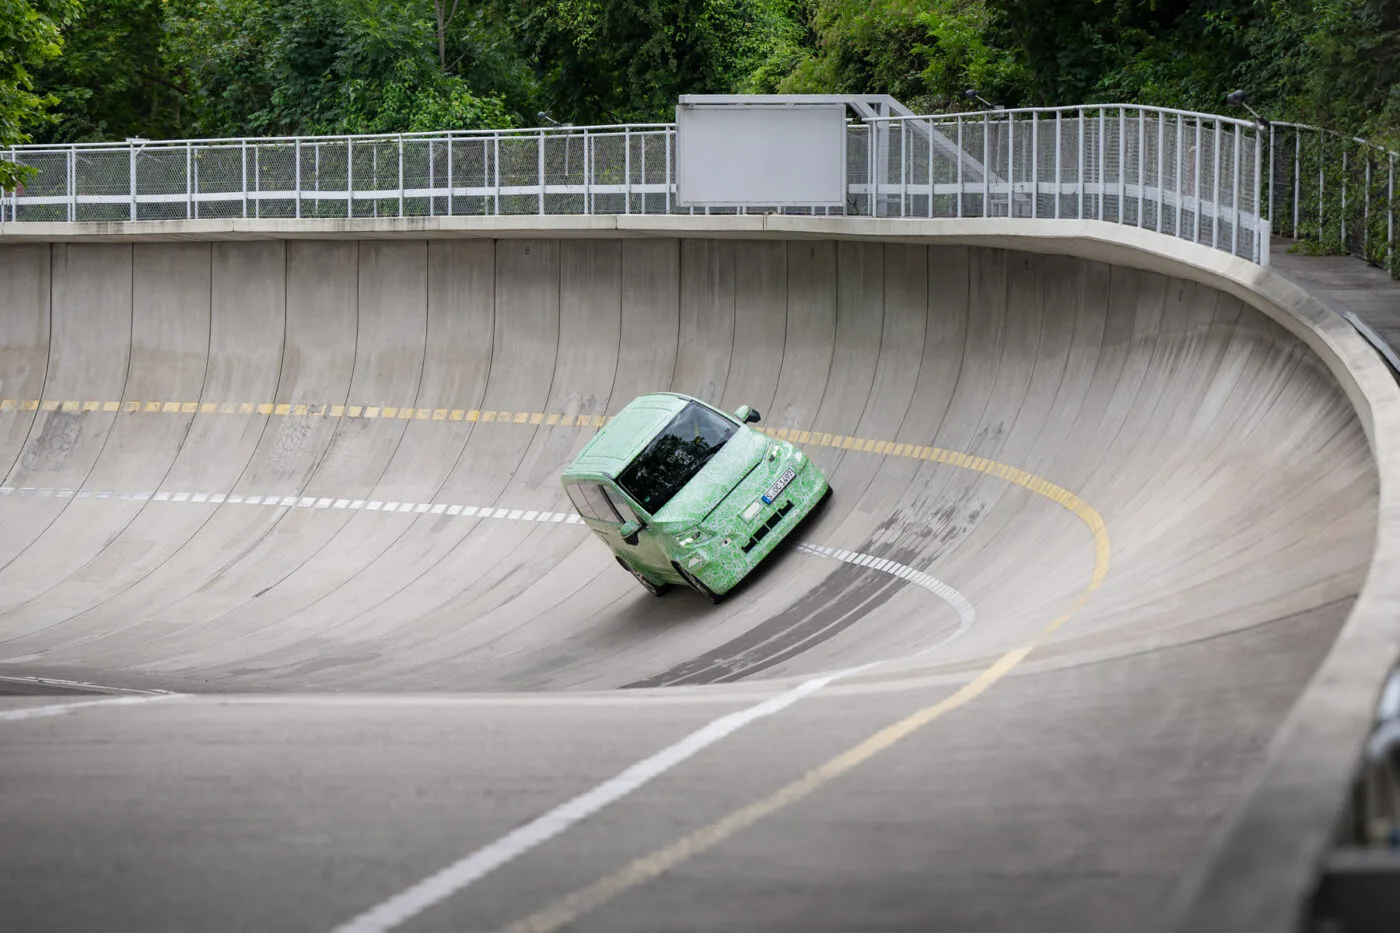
[762,467,797,505]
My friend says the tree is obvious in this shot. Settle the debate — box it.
[433,0,459,70]
[0,0,79,189]
[778,0,1028,111]
[30,0,190,143]
[1306,0,1400,143]
[509,0,798,124]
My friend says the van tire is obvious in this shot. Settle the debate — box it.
[617,556,670,596]
[673,561,723,604]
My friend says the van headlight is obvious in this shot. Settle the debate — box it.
[678,528,715,548]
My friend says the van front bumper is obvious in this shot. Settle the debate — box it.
[676,456,829,595]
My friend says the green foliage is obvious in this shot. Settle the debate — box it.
[0,0,78,188]
[776,0,1027,111]
[508,0,800,123]
[3,0,1397,202]
[29,0,187,143]
[1306,0,1400,146]
[158,0,522,136]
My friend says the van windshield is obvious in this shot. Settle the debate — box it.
[617,402,737,513]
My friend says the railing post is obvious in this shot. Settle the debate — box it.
[1212,120,1221,248]
[1390,152,1395,274]
[1155,111,1163,232]
[926,117,934,218]
[1007,114,1015,217]
[665,127,672,214]
[1031,113,1038,219]
[956,116,964,218]
[1117,107,1126,223]
[537,130,545,215]
[67,147,76,222]
[624,127,632,214]
[241,140,248,219]
[1260,121,1271,261]
[982,113,990,218]
[1293,128,1304,236]
[1319,134,1325,243]
[1364,149,1371,259]
[899,118,907,217]
[397,135,405,217]
[1193,118,1203,242]
[1098,109,1106,221]
[1078,107,1086,220]
[346,137,353,218]
[492,134,500,215]
[584,129,592,215]
[446,136,454,217]
[1131,107,1142,224]
[1175,115,1183,238]
[1054,111,1062,219]
[428,138,435,217]
[1268,122,1275,234]
[1342,147,1348,250]
[295,138,302,219]
[190,143,198,220]
[870,119,879,217]
[129,143,137,221]
[1233,124,1242,256]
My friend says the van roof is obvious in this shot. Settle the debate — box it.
[562,392,696,478]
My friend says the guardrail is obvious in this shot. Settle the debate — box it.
[0,124,682,221]
[1266,122,1397,276]
[3,105,1396,274]
[861,106,1267,264]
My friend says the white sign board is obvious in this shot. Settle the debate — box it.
[675,103,847,208]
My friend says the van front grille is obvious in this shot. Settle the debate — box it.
[741,501,794,553]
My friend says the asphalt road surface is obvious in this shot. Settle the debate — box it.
[0,238,1378,932]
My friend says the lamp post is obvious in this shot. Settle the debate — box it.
[1225,90,1270,128]
[964,89,1002,111]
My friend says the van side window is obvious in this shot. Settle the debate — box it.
[565,482,620,523]
[601,486,639,524]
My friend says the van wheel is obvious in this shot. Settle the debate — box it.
[673,561,723,604]
[617,556,670,596]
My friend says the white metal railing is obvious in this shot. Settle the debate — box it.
[0,124,685,222]
[1266,122,1398,275]
[858,105,1267,263]
[11,104,1396,271]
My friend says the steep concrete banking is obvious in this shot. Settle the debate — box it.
[0,219,1396,932]
[0,235,1375,704]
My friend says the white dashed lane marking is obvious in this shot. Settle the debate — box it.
[0,486,974,624]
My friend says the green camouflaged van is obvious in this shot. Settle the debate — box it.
[560,392,830,601]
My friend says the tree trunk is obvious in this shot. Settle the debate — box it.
[435,0,447,70]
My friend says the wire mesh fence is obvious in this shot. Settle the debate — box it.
[865,106,1266,263]
[12,105,1386,271]
[1266,123,1398,276]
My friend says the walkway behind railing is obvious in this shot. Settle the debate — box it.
[1267,122,1397,275]
[4,104,1396,274]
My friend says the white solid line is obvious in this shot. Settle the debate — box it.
[0,692,184,722]
[328,665,872,933]
[0,674,170,697]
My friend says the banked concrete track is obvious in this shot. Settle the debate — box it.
[0,227,1387,933]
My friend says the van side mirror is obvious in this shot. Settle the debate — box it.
[620,520,644,546]
[735,405,761,424]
